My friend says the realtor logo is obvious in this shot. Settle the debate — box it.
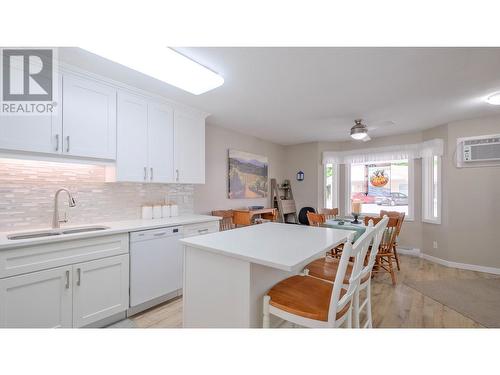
[1,47,57,115]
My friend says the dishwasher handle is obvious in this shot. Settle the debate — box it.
[130,226,183,242]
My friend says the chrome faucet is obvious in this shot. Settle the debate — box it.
[52,188,76,229]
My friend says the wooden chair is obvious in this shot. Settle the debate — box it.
[319,208,339,220]
[211,210,235,231]
[262,228,375,328]
[379,210,405,270]
[304,217,388,328]
[306,211,344,258]
[306,212,326,226]
[364,215,401,285]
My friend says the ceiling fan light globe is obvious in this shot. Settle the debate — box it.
[350,132,368,140]
[486,93,500,105]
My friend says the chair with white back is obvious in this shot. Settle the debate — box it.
[262,226,375,328]
[353,216,389,328]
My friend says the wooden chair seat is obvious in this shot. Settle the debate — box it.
[268,275,349,321]
[307,257,370,284]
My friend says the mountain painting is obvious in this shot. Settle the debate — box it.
[228,149,268,199]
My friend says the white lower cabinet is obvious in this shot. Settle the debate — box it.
[0,266,73,328]
[0,234,129,328]
[72,254,129,328]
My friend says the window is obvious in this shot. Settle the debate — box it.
[324,163,338,209]
[346,159,414,219]
[422,155,441,224]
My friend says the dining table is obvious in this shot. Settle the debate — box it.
[322,218,367,242]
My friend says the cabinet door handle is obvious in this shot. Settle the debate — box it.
[150,167,154,181]
[55,134,59,152]
[66,136,70,152]
[65,270,70,289]
[77,268,81,286]
[176,169,179,182]
[198,228,209,233]
[154,232,167,236]
[144,167,147,181]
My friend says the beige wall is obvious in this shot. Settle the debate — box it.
[193,123,286,214]
[284,142,322,212]
[423,116,500,268]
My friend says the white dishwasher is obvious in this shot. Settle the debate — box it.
[129,226,183,308]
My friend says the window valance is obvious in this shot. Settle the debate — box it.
[322,138,444,165]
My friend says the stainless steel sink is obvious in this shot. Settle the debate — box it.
[7,226,110,240]
[7,230,62,240]
[61,226,109,234]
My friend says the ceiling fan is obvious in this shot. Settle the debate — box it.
[349,119,395,142]
[350,119,371,142]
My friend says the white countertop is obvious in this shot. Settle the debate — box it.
[180,222,355,272]
[0,215,220,251]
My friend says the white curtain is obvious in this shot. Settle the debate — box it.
[322,138,444,164]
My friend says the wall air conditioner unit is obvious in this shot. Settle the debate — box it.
[457,134,500,168]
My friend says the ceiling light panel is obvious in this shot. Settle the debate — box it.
[83,47,224,95]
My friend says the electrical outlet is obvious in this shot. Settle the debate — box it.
[433,241,438,249]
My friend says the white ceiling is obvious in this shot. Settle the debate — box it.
[60,47,500,145]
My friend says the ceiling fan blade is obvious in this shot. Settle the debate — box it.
[368,120,395,131]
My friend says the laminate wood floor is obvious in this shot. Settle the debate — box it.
[130,255,492,328]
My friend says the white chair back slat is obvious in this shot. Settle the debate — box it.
[365,216,390,273]
[327,225,376,324]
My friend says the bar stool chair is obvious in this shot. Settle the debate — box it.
[262,227,375,328]
[303,217,388,327]
[353,216,388,327]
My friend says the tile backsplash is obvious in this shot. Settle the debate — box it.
[0,158,194,231]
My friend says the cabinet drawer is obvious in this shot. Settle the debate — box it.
[183,221,219,238]
[0,234,129,279]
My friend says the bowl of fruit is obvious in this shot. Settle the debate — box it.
[370,170,389,187]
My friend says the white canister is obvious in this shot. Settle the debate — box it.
[141,205,153,220]
[152,205,162,219]
[170,204,179,217]
[162,204,171,218]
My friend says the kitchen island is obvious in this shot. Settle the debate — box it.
[180,222,354,328]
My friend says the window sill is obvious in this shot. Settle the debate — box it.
[422,218,441,225]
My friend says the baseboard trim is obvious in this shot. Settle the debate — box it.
[396,246,500,275]
[396,247,421,257]
[420,253,500,276]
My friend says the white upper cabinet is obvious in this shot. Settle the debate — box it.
[148,102,174,183]
[62,74,117,159]
[0,75,62,154]
[115,91,175,183]
[174,110,206,184]
[116,92,149,182]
